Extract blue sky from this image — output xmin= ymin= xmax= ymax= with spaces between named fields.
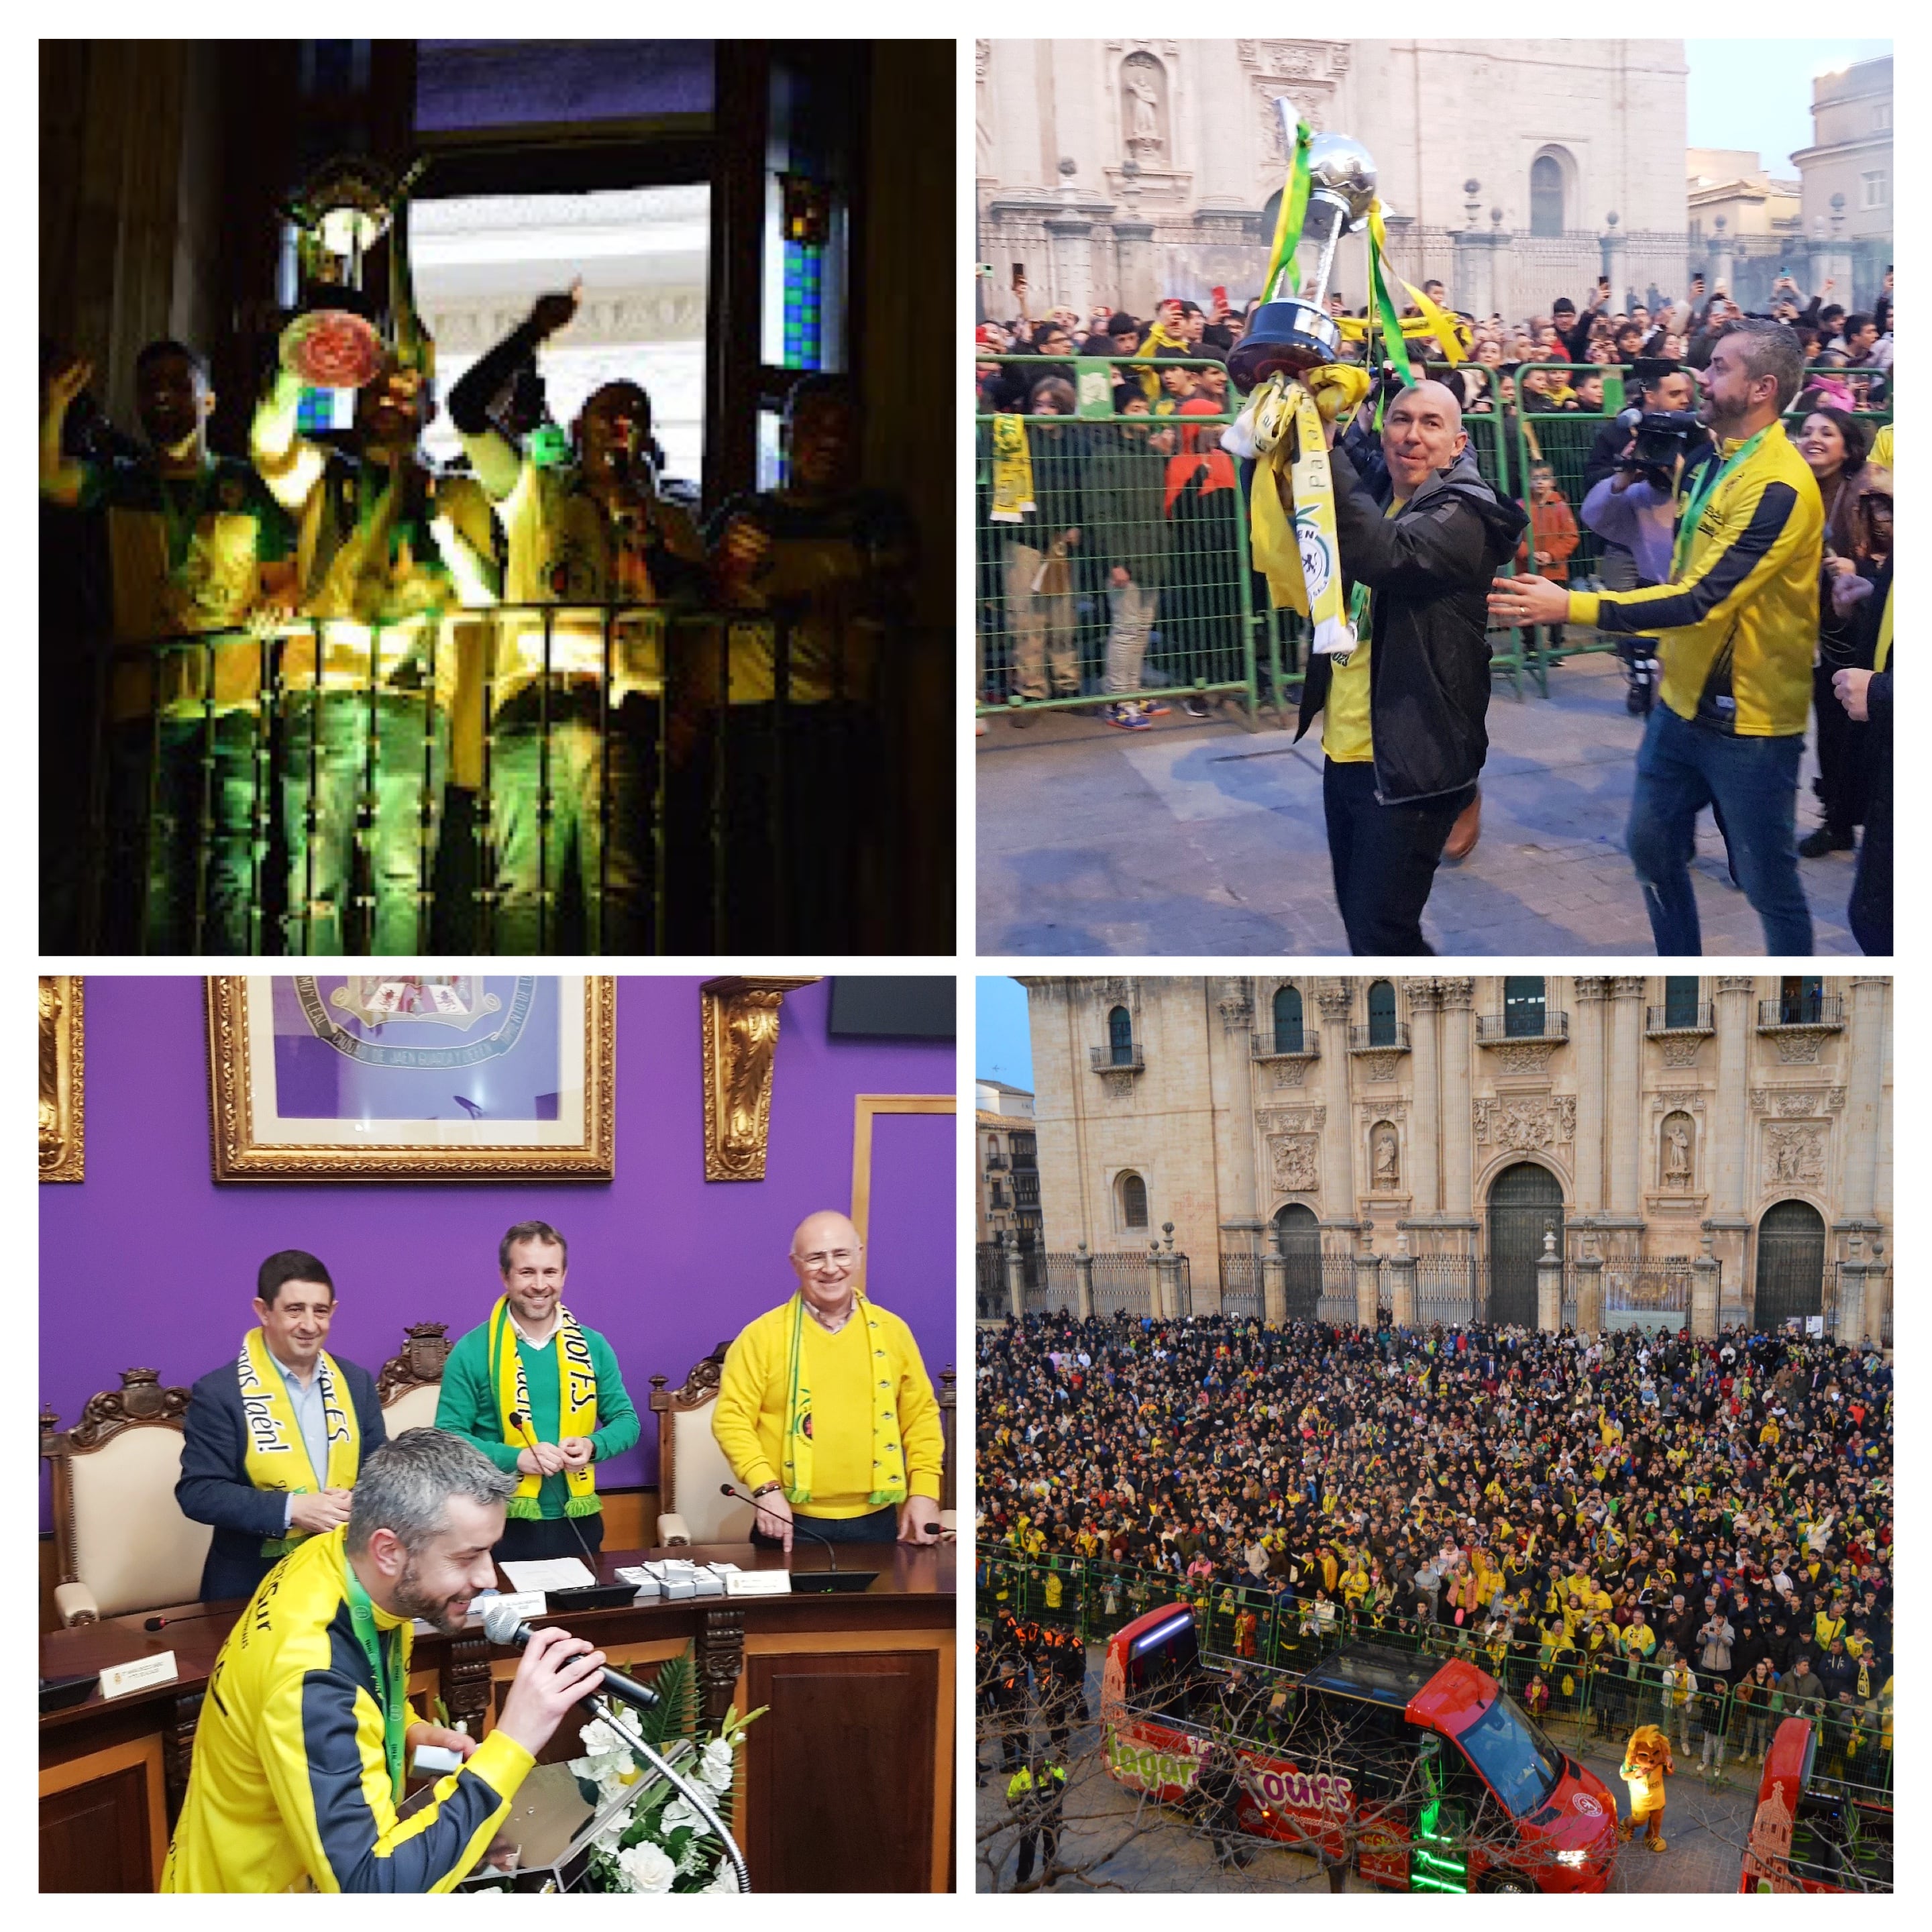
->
xmin=1686 ymin=40 xmax=1892 ymax=172
xmin=977 ymin=977 xmax=1032 ymax=1089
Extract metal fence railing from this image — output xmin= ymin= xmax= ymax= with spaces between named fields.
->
xmin=66 ymin=604 xmax=899 ymax=955
xmin=1219 ymin=1254 xmax=1263 ymax=1320
xmin=977 ymin=1554 xmax=1892 ymax=1801
xmin=1415 ymin=1254 xmax=1478 ymax=1324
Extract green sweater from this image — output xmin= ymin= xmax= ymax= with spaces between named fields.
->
xmin=435 ymin=1318 xmax=639 ymax=1519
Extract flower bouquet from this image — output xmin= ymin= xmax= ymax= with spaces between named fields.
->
xmin=566 ymin=1647 xmax=765 ymax=1893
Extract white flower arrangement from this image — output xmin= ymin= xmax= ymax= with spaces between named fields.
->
xmin=564 ymin=1648 xmax=766 ymax=1894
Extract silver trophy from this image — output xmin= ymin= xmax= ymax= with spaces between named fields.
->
xmin=1228 ymin=113 xmax=1379 ymax=390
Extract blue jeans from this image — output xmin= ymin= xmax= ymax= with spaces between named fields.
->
xmin=1625 ymin=704 xmax=1813 ymax=955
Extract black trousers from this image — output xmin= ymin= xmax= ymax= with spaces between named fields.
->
xmin=749 ymin=1504 xmax=898 ymax=1548
xmin=493 ymin=1513 xmax=605 ymax=1564
xmin=1322 ymin=758 xmax=1476 ymax=955
xmin=1811 ymin=661 xmax=1871 ymax=838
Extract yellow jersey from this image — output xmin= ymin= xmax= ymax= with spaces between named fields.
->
xmin=162 ymin=1527 xmax=532 ymax=1892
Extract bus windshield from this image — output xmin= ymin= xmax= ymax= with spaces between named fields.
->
xmin=1454 ymin=1695 xmax=1563 ymax=1819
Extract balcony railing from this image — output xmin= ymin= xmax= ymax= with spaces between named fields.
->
xmin=1647 ymin=1003 xmax=1715 ymax=1034
xmin=1250 ymin=1030 xmax=1321 ymax=1063
xmin=1476 ymin=1010 xmax=1570 ymax=1044
xmin=1347 ymin=1023 xmax=1410 ymax=1053
xmin=54 ymin=604 xmax=908 ymax=955
xmin=1758 ymin=996 xmax=1845 ymax=1030
xmin=984 ymin=1152 xmax=1009 ymax=1171
xmin=1089 ymin=1044 xmax=1145 ymax=1072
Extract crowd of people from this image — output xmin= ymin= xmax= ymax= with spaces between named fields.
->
xmin=976 ymin=271 xmax=1893 ymax=955
xmin=42 ymin=291 xmax=908 ymax=955
xmin=977 ymin=1312 xmax=1893 ymax=1786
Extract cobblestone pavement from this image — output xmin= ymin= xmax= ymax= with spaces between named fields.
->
xmin=973 ymin=1645 xmax=1762 ymax=1893
xmin=976 ymin=653 xmax=1862 ymax=957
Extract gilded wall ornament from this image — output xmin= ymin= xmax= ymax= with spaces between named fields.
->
xmin=39 ymin=976 xmax=83 ymax=1183
xmin=702 ymin=977 xmax=820 ymax=1181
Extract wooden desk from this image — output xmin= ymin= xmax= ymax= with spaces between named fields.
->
xmin=40 ymin=1539 xmax=955 ymax=1893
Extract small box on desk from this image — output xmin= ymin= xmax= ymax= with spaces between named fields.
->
xmin=787 ymin=1570 xmax=878 ymax=1595
xmin=543 ymin=1582 xmax=639 ymax=1615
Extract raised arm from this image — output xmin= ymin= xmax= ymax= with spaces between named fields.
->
xmin=40 ymin=356 xmax=93 ymax=506
xmin=448 ymin=283 xmax=582 ymax=502
xmin=251 ymin=368 xmax=329 ymax=513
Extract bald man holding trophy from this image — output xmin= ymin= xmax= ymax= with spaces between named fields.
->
xmin=1230 ymin=113 xmax=1525 ymax=953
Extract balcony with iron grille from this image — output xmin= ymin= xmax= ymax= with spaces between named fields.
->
xmin=1089 ymin=1044 xmax=1146 ymax=1073
xmin=1250 ymin=1030 xmax=1322 ymax=1065
xmin=1646 ymin=1003 xmax=1715 ymax=1037
xmin=983 ymin=1152 xmax=1009 ymax=1171
xmin=1346 ymin=1023 xmax=1410 ymax=1053
xmin=1757 ymin=996 xmax=1845 ymax=1032
xmin=1475 ymin=1010 xmax=1570 ymax=1046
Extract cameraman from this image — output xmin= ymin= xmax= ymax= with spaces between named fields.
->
xmin=1579 ymin=366 xmax=1709 ymax=715
xmin=1492 ymin=320 xmax=1823 ymax=955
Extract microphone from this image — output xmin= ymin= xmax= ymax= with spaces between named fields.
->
xmin=722 ymin=1481 xmax=867 ymax=1570
xmin=144 ymin=1607 xmax=229 ymax=1632
xmin=481 ymin=1599 xmax=658 ymax=1709
xmin=507 ymin=1411 xmax=604 ymax=1578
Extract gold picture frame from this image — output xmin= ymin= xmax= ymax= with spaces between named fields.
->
xmin=850 ymin=1093 xmax=954 ymax=1295
xmin=39 ymin=976 xmax=85 ymax=1183
xmin=206 ymin=975 xmax=615 ymax=1181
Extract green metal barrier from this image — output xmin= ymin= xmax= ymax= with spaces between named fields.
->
xmin=975 ymin=356 xmax=1265 ymax=722
xmin=976 ymin=1551 xmax=1892 ymax=1799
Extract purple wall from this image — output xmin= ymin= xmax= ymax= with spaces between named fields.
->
xmin=40 ymin=977 xmax=956 ymax=1530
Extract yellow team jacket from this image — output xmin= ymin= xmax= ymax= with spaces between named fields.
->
xmin=1568 ymin=419 xmax=1823 ymax=736
xmin=162 ymin=1529 xmax=532 ymax=1892
xmin=712 ymin=1298 xmax=945 ymax=1519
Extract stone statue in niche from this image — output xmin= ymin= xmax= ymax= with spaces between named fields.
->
xmin=1123 ymin=54 xmax=1167 ymax=158
xmin=1662 ymin=1112 xmax=1693 ymax=1189
xmin=1373 ymin=1124 xmax=1399 ymax=1191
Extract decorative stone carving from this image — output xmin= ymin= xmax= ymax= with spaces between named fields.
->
xmin=1261 ymin=1107 xmax=1325 ymax=1133
xmin=1358 ymin=1051 xmax=1403 ymax=1083
xmin=1764 ymin=1124 xmax=1825 ymax=1185
xmin=1661 ymin=1112 xmax=1695 ymax=1189
xmin=1316 ymin=983 xmax=1355 ymax=1020
xmin=1435 ymin=978 xmax=1475 ymax=1010
xmin=1770 ymin=1032 xmax=1825 ymax=1065
xmin=1372 ymin=1123 xmax=1401 ymax=1191
xmin=1572 ymin=975 xmax=1613 ymax=1001
xmin=1660 ymin=1034 xmax=1705 ymax=1067
xmin=1474 ymin=1095 xmax=1576 ymax=1150
xmin=1749 ymin=1087 xmax=1846 ymax=1116
xmin=1095 ymin=977 xmax=1140 ymax=1010
xmin=1715 ymin=975 xmax=1758 ymax=994
xmin=1491 ymin=1040 xmax=1557 ymax=1075
xmin=1099 ymin=1069 xmax=1138 ymax=1100
xmin=1269 ymin=1134 xmax=1321 ymax=1191
xmin=1217 ymin=979 xmax=1254 ymax=1032
xmin=1122 ymin=53 xmax=1169 ymax=159
xmin=1269 ymin=1058 xmax=1309 ymax=1087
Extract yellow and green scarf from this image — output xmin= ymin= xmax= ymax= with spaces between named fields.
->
xmin=781 ymin=1291 xmax=907 ymax=1509
xmin=488 ymin=1296 xmax=600 ymax=1519
xmin=237 ymin=1326 xmax=360 ymax=1559
xmin=989 ymin=414 xmax=1036 ymax=524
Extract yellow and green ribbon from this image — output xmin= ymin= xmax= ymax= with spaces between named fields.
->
xmin=1262 ymin=118 xmax=1315 ymax=300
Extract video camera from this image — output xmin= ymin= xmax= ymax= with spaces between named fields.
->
xmin=1614 ymin=407 xmax=1704 ymax=474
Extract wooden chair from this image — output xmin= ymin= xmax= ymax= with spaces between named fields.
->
xmin=41 ymin=1369 xmax=211 ymax=1626
xmin=649 ymin=1345 xmax=746 ymax=1546
xmin=375 ymin=1321 xmax=453 ymax=1434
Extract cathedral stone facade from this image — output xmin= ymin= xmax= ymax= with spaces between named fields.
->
xmin=1019 ymin=975 xmax=1891 ymax=1343
xmin=977 ymin=39 xmax=1691 ymax=324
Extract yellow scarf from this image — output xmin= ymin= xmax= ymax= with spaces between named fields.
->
xmin=238 ymin=1327 xmax=360 ymax=1559
xmin=1244 ymin=368 xmax=1370 ymax=657
xmin=781 ymin=1291 xmax=907 ymax=1508
xmin=489 ymin=1296 xmax=599 ymax=1519
xmin=989 ymin=414 xmax=1036 ymax=524
xmin=1875 ymin=579 xmax=1892 ymax=673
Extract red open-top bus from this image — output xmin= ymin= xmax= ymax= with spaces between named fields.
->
xmin=1100 ymin=1601 xmax=1618 ymax=1892
xmin=1739 ymin=1716 xmax=1892 ymax=1892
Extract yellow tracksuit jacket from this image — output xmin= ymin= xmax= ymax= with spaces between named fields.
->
xmin=1568 ymin=419 xmax=1823 ymax=735
xmin=162 ymin=1528 xmax=531 ymax=1892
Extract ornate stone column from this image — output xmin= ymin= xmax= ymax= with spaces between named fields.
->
xmin=1843 ymin=977 xmax=1888 ymax=1224
xmin=1436 ymin=979 xmax=1474 ymax=1222
xmin=1073 ymin=1241 xmax=1095 ymax=1322
xmin=1409 ymin=981 xmax=1441 ymax=1219
xmin=1262 ymin=1245 xmax=1288 ymax=1325
xmin=1046 ymin=201 xmax=1097 ymax=315
xmin=1536 ymin=1228 xmax=1564 ymax=1333
xmin=1004 ymin=1234 xmax=1026 ymax=1320
xmin=1607 ymin=977 xmax=1645 ymax=1218
xmin=1317 ymin=982 xmax=1358 ymax=1234
xmin=1601 ymin=211 xmax=1630 ymax=312
xmin=1572 ymin=977 xmax=1612 ymax=1216
xmin=1712 ymin=973 xmax=1754 ymax=1210
xmin=1574 ymin=1236 xmax=1605 ymax=1335
xmin=1146 ymin=1240 xmax=1165 ymax=1318
xmin=1690 ymin=1231 xmax=1719 ymax=1338
xmin=1156 ymin=1224 xmax=1187 ymax=1318
xmin=1387 ymin=1235 xmax=1417 ymax=1328
xmin=1454 ymin=182 xmax=1493 ymax=324
xmin=1863 ymin=1238 xmax=1889 ymax=1349
xmin=1709 ymin=214 xmax=1735 ymax=300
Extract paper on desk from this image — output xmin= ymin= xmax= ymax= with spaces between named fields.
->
xmin=499 ymin=1558 xmax=596 ymax=1593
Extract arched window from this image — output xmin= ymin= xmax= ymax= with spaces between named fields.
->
xmin=1663 ymin=976 xmax=1701 ymax=1030
xmin=1503 ymin=976 xmax=1547 ymax=1038
xmin=1108 ymin=1005 xmax=1134 ymax=1065
xmin=1366 ymin=980 xmax=1397 ymax=1048
xmin=1273 ymin=984 xmax=1304 ymax=1055
xmin=1530 ymin=153 xmax=1566 ymax=237
xmin=1120 ymin=1171 xmax=1149 ymax=1230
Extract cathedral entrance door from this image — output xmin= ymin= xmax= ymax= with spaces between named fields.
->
xmin=1753 ymin=1199 xmax=1827 ymax=1330
xmin=1485 ymin=1163 xmax=1563 ymax=1327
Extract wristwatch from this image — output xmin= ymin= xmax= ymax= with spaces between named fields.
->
xmin=751 ymin=1481 xmax=783 ymax=1499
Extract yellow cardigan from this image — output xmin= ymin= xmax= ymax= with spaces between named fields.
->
xmin=712 ymin=1298 xmax=945 ymax=1519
